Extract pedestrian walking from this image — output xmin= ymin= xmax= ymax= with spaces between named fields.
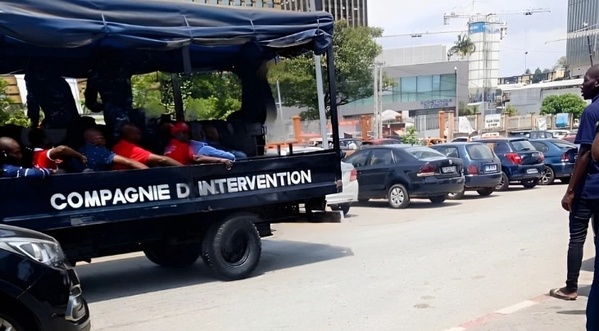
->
xmin=550 ymin=64 xmax=599 ymax=303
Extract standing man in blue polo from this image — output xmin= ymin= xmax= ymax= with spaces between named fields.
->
xmin=550 ymin=65 xmax=599 ymax=311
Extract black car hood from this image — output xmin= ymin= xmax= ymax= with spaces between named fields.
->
xmin=0 ymin=224 xmax=56 ymax=241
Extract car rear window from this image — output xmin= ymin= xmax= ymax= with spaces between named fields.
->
xmin=465 ymin=144 xmax=494 ymax=160
xmin=553 ymin=140 xmax=577 ymax=149
xmin=509 ymin=140 xmax=535 ymax=152
xmin=406 ymin=147 xmax=445 ymax=160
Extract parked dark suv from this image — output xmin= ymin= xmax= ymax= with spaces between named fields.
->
xmin=430 ymin=142 xmax=502 ymax=199
xmin=476 ymin=138 xmax=545 ymax=191
xmin=0 ymin=224 xmax=91 ymax=331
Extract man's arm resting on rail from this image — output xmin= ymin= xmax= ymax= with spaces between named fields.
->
xmin=146 ymin=154 xmax=183 ymax=167
xmin=112 ymin=155 xmax=149 ymax=170
xmin=2 ymin=165 xmax=52 ymax=179
xmin=193 ymin=155 xmax=233 ymax=168
xmin=48 ymin=146 xmax=87 ymax=164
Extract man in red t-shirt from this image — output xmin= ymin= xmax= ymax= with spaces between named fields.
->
xmin=112 ymin=124 xmax=182 ymax=169
xmin=164 ymin=122 xmax=233 ymax=168
xmin=29 ymin=128 xmax=87 ymax=171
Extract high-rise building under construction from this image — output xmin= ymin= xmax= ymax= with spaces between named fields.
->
xmin=567 ymin=0 xmax=599 ymax=77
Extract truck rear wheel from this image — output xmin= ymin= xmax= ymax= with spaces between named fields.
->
xmin=201 ymin=214 xmax=261 ymax=281
xmin=143 ymin=242 xmax=201 ymax=268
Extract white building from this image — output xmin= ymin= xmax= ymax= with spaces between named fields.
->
xmin=499 ymin=79 xmax=585 ymax=115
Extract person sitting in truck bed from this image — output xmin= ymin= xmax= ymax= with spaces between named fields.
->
xmin=200 ymin=125 xmax=247 ymax=159
xmin=165 ymin=122 xmax=233 ymax=168
xmin=28 ymin=128 xmax=87 ymax=173
xmin=0 ymin=137 xmax=52 ymax=178
xmin=112 ymin=123 xmax=183 ymax=169
xmin=71 ymin=128 xmax=149 ymax=172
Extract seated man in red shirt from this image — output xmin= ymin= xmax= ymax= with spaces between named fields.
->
xmin=112 ymin=124 xmax=182 ymax=169
xmin=28 ymin=128 xmax=87 ymax=172
xmin=164 ymin=122 xmax=233 ymax=168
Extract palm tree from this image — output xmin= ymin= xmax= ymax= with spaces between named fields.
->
xmin=448 ymin=34 xmax=476 ymax=60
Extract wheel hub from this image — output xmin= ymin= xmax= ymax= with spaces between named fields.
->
xmin=0 ymin=317 xmax=16 ymax=331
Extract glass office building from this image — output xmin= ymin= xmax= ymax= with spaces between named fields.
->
xmin=567 ymin=0 xmax=599 ymax=77
xmin=281 ymin=0 xmax=368 ymax=27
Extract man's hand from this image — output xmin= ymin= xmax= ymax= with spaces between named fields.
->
xmin=80 ymin=154 xmax=88 ymax=164
xmin=221 ymin=159 xmax=233 ymax=170
xmin=561 ymin=190 xmax=575 ymax=212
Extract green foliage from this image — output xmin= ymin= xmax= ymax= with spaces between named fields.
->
xmin=540 ymin=94 xmax=586 ymax=118
xmin=448 ymin=34 xmax=476 ymax=59
xmin=402 ymin=126 xmax=419 ymax=145
xmin=0 ymin=79 xmax=29 ymax=127
xmin=269 ymin=20 xmax=393 ymax=120
xmin=532 ymin=67 xmax=545 ymax=83
xmin=131 ymin=72 xmax=241 ymax=121
xmin=459 ymin=102 xmax=478 ymax=116
xmin=503 ymin=105 xmax=518 ymax=116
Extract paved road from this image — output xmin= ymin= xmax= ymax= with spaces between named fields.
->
xmin=76 ymin=184 xmax=595 ymax=331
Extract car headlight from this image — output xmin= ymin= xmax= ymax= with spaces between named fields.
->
xmin=0 ymin=239 xmax=66 ymax=266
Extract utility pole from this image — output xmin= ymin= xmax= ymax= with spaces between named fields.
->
xmin=309 ymin=0 xmax=329 ymax=148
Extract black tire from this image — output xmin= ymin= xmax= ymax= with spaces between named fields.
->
xmin=522 ymin=179 xmax=538 ymax=189
xmin=201 ymin=214 xmax=261 ymax=281
xmin=387 ymin=184 xmax=410 ymax=209
xmin=539 ymin=166 xmax=555 ymax=185
xmin=448 ymin=189 xmax=465 ymax=200
xmin=143 ymin=242 xmax=201 ymax=268
xmin=429 ymin=195 xmax=447 ymax=204
xmin=476 ymin=188 xmax=494 ymax=196
xmin=339 ymin=203 xmax=350 ymax=216
xmin=357 ymin=198 xmax=369 ymax=203
xmin=0 ymin=305 xmax=37 ymax=331
xmin=561 ymin=177 xmax=571 ymax=184
xmin=496 ymin=172 xmax=509 ymax=191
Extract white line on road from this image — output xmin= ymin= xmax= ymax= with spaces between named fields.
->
xmin=495 ymin=300 xmax=538 ymax=315
xmin=442 ymin=327 xmax=466 ymax=331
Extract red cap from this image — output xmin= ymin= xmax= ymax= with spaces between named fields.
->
xmin=170 ymin=122 xmax=189 ymax=135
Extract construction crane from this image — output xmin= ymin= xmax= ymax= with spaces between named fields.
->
xmin=443 ymin=7 xmax=551 ymax=25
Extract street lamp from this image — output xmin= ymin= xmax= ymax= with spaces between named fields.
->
xmin=454 ymin=66 xmax=458 ymax=117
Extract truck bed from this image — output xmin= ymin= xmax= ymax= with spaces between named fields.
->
xmin=1 ymin=151 xmax=339 ymax=231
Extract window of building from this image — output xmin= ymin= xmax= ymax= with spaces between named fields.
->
xmin=417 ymin=75 xmax=433 ymax=92
xmin=401 ymin=76 xmax=417 ymax=93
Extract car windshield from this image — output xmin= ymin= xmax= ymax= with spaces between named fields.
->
xmin=465 ymin=144 xmax=494 ymax=160
xmin=509 ymin=140 xmax=535 ymax=152
xmin=406 ymin=147 xmax=445 ymax=160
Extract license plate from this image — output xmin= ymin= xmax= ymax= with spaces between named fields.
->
xmin=527 ymin=168 xmax=539 ymax=174
xmin=442 ymin=166 xmax=456 ymax=173
xmin=484 ymin=164 xmax=497 ymax=172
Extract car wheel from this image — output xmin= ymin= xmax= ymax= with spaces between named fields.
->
xmin=143 ymin=242 xmax=201 ymax=268
xmin=561 ymin=177 xmax=571 ymax=184
xmin=448 ymin=189 xmax=465 ymax=200
xmin=476 ymin=188 xmax=494 ymax=196
xmin=387 ymin=184 xmax=410 ymax=209
xmin=496 ymin=172 xmax=509 ymax=191
xmin=0 ymin=307 xmax=37 ymax=331
xmin=522 ymin=179 xmax=538 ymax=189
xmin=201 ymin=214 xmax=261 ymax=281
xmin=358 ymin=198 xmax=369 ymax=203
xmin=540 ymin=166 xmax=555 ymax=185
xmin=429 ymin=195 xmax=447 ymax=204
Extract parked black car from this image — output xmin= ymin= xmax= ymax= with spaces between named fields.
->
xmin=476 ymin=138 xmax=545 ymax=191
xmin=430 ymin=142 xmax=502 ymax=199
xmin=529 ymin=139 xmax=578 ymax=185
xmin=0 ymin=224 xmax=90 ymax=331
xmin=344 ymin=145 xmax=465 ymax=208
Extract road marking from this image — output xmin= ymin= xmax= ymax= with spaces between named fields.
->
xmin=442 ymin=328 xmax=466 ymax=331
xmin=495 ymin=300 xmax=537 ymax=315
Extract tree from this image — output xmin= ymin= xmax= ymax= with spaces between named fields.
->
xmin=131 ymin=72 xmax=242 ymax=120
xmin=0 ymin=79 xmax=29 ymax=127
xmin=532 ymin=67 xmax=545 ymax=83
xmin=448 ymin=34 xmax=476 ymax=60
xmin=503 ymin=104 xmax=517 ymax=116
xmin=458 ymin=102 xmax=478 ymax=116
xmin=269 ymin=19 xmax=393 ymax=119
xmin=553 ymin=56 xmax=568 ymax=70
xmin=540 ymin=94 xmax=587 ymax=118
xmin=402 ymin=126 xmax=419 ymax=145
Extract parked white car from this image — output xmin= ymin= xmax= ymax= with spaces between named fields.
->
xmin=265 ymin=146 xmax=359 ymax=215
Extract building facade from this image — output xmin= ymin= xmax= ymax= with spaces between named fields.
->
xmin=567 ymin=0 xmax=599 ymax=78
xmin=498 ymin=79 xmax=585 ymax=115
xmin=281 ymin=0 xmax=368 ymax=27
xmin=192 ymin=0 xmax=281 ymax=8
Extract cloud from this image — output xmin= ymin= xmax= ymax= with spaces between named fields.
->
xmin=368 ymin=0 xmax=567 ymax=76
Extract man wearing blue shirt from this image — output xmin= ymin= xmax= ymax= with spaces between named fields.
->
xmin=588 ymin=116 xmax=599 ymax=329
xmin=550 ymin=65 xmax=599 ymax=306
xmin=0 ymin=137 xmax=52 ymax=178
xmin=72 ymin=128 xmax=148 ymax=172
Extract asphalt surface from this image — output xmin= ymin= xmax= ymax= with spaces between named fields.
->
xmin=76 ymin=184 xmax=595 ymax=331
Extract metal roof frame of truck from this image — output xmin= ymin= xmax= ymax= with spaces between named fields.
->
xmin=0 ymin=0 xmax=342 ymax=280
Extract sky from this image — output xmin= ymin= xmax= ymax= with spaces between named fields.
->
xmin=367 ymin=0 xmax=567 ymax=77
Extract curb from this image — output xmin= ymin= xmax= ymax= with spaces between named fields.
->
xmin=442 ymin=294 xmax=553 ymax=331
